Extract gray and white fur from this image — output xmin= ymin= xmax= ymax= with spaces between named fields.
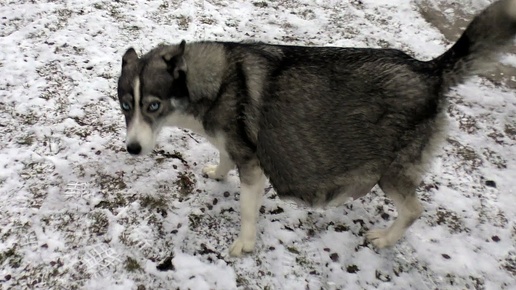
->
xmin=117 ymin=0 xmax=516 ymax=256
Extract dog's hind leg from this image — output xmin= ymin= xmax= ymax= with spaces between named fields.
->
xmin=366 ymin=118 xmax=444 ymax=248
xmin=229 ymin=160 xmax=266 ymax=256
xmin=366 ymin=169 xmax=423 ymax=249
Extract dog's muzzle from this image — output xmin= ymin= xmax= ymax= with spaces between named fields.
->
xmin=126 ymin=143 xmax=142 ymax=155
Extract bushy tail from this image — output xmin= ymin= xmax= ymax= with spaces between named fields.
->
xmin=432 ymin=0 xmax=516 ymax=90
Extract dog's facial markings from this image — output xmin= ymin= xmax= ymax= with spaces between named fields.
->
xmin=141 ymin=95 xmax=165 ymax=117
xmin=121 ymin=101 xmax=131 ymax=112
xmin=133 ymin=77 xmax=141 ymax=112
xmin=124 ymin=77 xmax=157 ymax=155
xmin=147 ymin=101 xmax=160 ymax=113
xmin=118 ymin=48 xmax=141 ymax=127
xmin=119 ymin=93 xmax=133 ymax=113
xmin=118 ymin=92 xmax=135 ymax=127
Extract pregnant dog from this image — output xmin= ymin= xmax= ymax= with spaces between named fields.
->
xmin=117 ymin=0 xmax=516 ymax=256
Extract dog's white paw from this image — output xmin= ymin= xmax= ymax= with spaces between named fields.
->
xmin=229 ymin=236 xmax=255 ymax=257
xmin=366 ymin=228 xmax=397 ymax=249
xmin=202 ymin=164 xmax=226 ymax=180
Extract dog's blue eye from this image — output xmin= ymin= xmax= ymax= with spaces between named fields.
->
xmin=121 ymin=102 xmax=131 ymax=111
xmin=148 ymin=102 xmax=160 ymax=112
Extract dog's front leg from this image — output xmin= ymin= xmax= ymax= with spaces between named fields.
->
xmin=202 ymin=152 xmax=234 ymax=180
xmin=229 ymin=161 xmax=266 ymax=257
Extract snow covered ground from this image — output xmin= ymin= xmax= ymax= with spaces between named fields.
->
xmin=0 ymin=0 xmax=515 ymax=289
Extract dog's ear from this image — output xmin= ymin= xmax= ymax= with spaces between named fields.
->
xmin=122 ymin=48 xmax=138 ymax=68
xmin=163 ymin=40 xmax=187 ymax=79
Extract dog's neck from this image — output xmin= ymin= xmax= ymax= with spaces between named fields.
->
xmin=183 ymin=42 xmax=228 ymax=102
xmin=164 ymin=111 xmax=206 ymax=136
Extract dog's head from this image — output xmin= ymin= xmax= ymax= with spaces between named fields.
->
xmin=117 ymin=41 xmax=190 ymax=155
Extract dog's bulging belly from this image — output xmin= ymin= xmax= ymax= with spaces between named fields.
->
xmin=275 ymin=183 xmax=373 ymax=209
xmin=261 ymin=161 xmax=380 ymax=208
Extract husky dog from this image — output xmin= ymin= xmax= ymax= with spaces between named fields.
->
xmin=118 ymin=0 xmax=516 ymax=256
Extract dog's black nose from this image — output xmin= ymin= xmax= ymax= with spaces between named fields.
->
xmin=127 ymin=143 xmax=142 ymax=155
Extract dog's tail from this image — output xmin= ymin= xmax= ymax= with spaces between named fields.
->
xmin=432 ymin=0 xmax=516 ymax=90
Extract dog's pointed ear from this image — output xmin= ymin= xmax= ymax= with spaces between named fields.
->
xmin=163 ymin=40 xmax=187 ymax=79
xmin=122 ymin=48 xmax=138 ymax=68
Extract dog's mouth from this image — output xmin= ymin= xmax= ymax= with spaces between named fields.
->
xmin=124 ymin=119 xmax=159 ymax=156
